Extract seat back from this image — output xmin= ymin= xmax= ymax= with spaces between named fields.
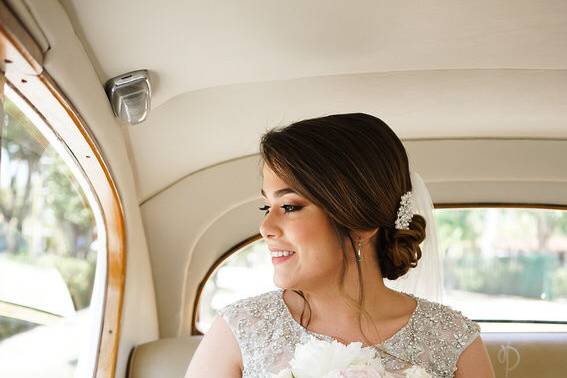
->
xmin=483 ymin=332 xmax=567 ymax=378
xmin=127 ymin=333 xmax=567 ymax=377
xmin=127 ymin=335 xmax=202 ymax=378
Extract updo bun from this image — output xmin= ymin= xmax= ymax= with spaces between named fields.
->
xmin=260 ymin=113 xmax=426 ymax=280
xmin=376 ymin=214 xmax=426 ymax=280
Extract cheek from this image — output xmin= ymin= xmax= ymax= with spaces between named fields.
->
xmin=288 ymin=224 xmax=311 ymax=246
xmin=292 ymin=220 xmax=343 ymax=268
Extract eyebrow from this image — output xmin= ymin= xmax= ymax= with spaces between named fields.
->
xmin=260 ymin=187 xmax=298 ymax=198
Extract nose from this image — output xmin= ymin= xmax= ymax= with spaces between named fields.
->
xmin=259 ymin=209 xmax=282 ymax=239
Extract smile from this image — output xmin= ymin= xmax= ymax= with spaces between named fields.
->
xmin=271 ymin=250 xmax=296 ymax=264
xmin=270 ymin=250 xmax=295 ymax=257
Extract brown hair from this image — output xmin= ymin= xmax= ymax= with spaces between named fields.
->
xmin=259 ymin=113 xmax=426 ymax=337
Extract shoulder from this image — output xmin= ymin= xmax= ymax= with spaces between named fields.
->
xmin=218 ymin=289 xmax=281 ymax=320
xmin=215 ymin=290 xmax=288 ymax=372
xmin=415 ymin=297 xmax=480 ymax=339
xmin=185 ymin=315 xmax=242 ymax=377
xmin=412 ymin=297 xmax=480 ymax=377
xmin=217 ymin=290 xmax=283 ymax=341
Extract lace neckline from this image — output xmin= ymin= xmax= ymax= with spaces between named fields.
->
xmin=276 ymin=288 xmax=420 ymax=347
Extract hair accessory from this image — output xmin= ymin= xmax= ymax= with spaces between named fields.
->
xmin=395 ymin=191 xmax=416 ymax=230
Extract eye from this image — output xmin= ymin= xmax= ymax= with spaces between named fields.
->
xmin=258 ymin=204 xmax=303 ymax=215
xmin=258 ymin=205 xmax=270 ymax=215
xmin=281 ymin=204 xmax=303 ymax=213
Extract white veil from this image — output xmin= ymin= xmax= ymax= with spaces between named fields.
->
xmin=384 ymin=170 xmax=444 ymax=303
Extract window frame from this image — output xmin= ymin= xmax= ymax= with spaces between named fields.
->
xmin=1 ymin=3 xmax=126 ymax=377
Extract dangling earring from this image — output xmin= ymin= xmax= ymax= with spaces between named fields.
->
xmin=356 ymin=240 xmax=363 ymax=262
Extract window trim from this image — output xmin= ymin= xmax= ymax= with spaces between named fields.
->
xmin=192 ymin=203 xmax=567 ymax=335
xmin=436 ymin=203 xmax=567 ymax=211
xmin=0 ymin=301 xmax=63 ymax=325
xmin=1 ymin=4 xmax=126 ymax=377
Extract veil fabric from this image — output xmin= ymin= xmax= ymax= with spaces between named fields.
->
xmin=384 ymin=171 xmax=444 ymax=303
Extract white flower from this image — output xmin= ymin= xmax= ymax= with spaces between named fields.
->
xmin=288 ymin=337 xmax=382 ymax=378
xmin=404 ymin=365 xmax=432 ymax=378
xmin=272 ymin=337 xmax=433 ymax=378
xmin=326 ymin=366 xmax=387 ymax=378
xmin=270 ymin=368 xmax=294 ymax=378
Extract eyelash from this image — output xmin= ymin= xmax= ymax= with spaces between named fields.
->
xmin=258 ymin=204 xmax=303 ymax=215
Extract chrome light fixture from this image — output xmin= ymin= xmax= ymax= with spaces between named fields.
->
xmin=105 ymin=70 xmax=151 ymax=125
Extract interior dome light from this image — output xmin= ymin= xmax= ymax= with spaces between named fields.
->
xmin=104 ymin=70 xmax=151 ymax=125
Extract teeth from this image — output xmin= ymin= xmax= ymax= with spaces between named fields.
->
xmin=271 ymin=250 xmax=295 ymax=257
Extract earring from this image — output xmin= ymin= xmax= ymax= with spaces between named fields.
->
xmin=356 ymin=240 xmax=363 ymax=262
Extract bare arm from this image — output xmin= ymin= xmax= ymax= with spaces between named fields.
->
xmin=185 ymin=316 xmax=243 ymax=378
xmin=454 ymin=336 xmax=495 ymax=378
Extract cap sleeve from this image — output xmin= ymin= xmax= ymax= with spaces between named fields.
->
xmin=417 ymin=300 xmax=480 ymax=377
xmin=213 ymin=290 xmax=285 ymax=374
xmin=448 ymin=311 xmax=481 ymax=374
xmin=216 ymin=298 xmax=251 ymax=348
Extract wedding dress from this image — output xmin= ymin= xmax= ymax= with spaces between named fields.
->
xmin=217 ymin=171 xmax=474 ymax=377
xmin=219 ymin=289 xmax=479 ymax=378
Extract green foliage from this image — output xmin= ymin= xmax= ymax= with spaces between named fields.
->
xmin=1 ymin=96 xmax=95 ymax=258
xmin=439 ymin=208 xmax=567 ymax=301
xmin=0 ymin=316 xmax=37 ymax=341
xmin=52 ymin=255 xmax=96 ymax=310
xmin=435 ymin=209 xmax=484 ymax=256
xmin=445 ymin=254 xmax=561 ymax=299
xmin=436 ymin=209 xmax=482 ymax=242
xmin=42 ymin=154 xmax=94 ymax=232
xmin=552 ymin=269 xmax=567 ymax=299
xmin=555 ymin=212 xmax=567 ymax=234
xmin=2 ymin=98 xmax=47 ymax=162
xmin=0 ymin=95 xmax=98 ymax=336
xmin=5 ymin=253 xmax=96 ymax=310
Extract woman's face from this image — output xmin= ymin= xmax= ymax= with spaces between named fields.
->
xmin=260 ymin=164 xmax=346 ymax=291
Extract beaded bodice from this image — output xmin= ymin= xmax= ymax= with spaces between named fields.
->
xmin=218 ymin=289 xmax=480 ymax=378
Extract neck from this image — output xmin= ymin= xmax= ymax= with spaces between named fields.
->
xmin=295 ymin=252 xmax=395 ymax=325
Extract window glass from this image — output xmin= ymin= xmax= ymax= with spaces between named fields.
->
xmin=197 ymin=240 xmax=276 ymax=332
xmin=438 ymin=208 xmax=567 ymax=323
xmin=0 ymin=89 xmax=105 ymax=377
xmin=196 ymin=208 xmax=567 ymax=333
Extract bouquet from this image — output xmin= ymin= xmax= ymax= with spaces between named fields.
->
xmin=271 ymin=337 xmax=431 ymax=378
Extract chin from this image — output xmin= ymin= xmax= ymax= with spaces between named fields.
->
xmin=273 ymin=275 xmax=289 ymax=289
xmin=272 ymin=273 xmax=298 ymax=290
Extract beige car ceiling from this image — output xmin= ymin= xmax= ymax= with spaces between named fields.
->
xmin=57 ymin=0 xmax=567 ymax=201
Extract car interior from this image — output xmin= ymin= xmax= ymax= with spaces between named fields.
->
xmin=0 ymin=1 xmax=566 ymax=377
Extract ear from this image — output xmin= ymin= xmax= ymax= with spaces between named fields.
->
xmin=351 ymin=228 xmax=379 ymax=244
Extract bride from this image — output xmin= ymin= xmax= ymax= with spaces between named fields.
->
xmin=185 ymin=113 xmax=494 ymax=377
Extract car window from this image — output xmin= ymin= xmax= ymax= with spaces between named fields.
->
xmin=0 ymin=89 xmax=105 ymax=377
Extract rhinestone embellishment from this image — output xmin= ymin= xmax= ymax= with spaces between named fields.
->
xmin=395 ymin=191 xmax=416 ymax=230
